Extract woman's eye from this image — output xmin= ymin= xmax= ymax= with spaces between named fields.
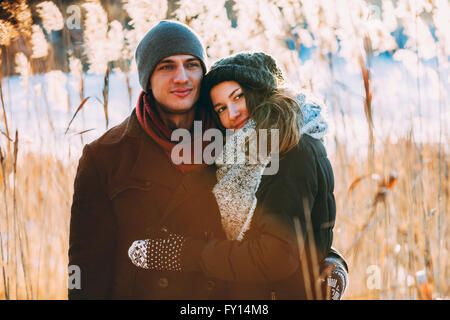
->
xmin=234 ymin=93 xmax=243 ymax=100
xmin=216 ymin=106 xmax=226 ymax=114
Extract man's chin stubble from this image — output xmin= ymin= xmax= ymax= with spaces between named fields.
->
xmin=158 ymin=102 xmax=196 ymax=115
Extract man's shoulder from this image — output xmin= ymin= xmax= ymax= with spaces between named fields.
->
xmin=89 ymin=109 xmax=142 ymax=149
xmin=81 ymin=109 xmax=145 ymax=172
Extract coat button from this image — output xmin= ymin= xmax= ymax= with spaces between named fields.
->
xmin=206 ymin=280 xmax=215 ymax=291
xmin=158 ymin=277 xmax=169 ymax=288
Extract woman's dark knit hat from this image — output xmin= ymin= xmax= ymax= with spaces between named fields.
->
xmin=135 ymin=20 xmax=207 ymax=92
xmin=202 ymin=52 xmax=284 ymax=94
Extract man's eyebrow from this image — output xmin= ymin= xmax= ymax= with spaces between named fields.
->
xmin=158 ymin=58 xmax=175 ymax=64
xmin=185 ymin=57 xmax=201 ymax=63
xmin=158 ymin=57 xmax=201 ymax=65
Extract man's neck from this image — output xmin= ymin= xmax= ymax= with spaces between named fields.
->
xmin=154 ymin=102 xmax=196 ymax=131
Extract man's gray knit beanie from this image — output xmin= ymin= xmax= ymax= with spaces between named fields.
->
xmin=135 ymin=20 xmax=207 ymax=92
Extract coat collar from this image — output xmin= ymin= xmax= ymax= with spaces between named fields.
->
xmin=120 ymin=108 xmax=183 ymax=189
xmin=123 ymin=108 xmax=143 ymax=139
xmin=96 ymin=108 xmax=143 ymax=147
xmin=129 ymin=128 xmax=183 ymax=189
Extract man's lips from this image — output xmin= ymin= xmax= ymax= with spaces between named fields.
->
xmin=171 ymin=88 xmax=193 ymax=97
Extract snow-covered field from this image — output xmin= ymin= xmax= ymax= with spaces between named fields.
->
xmin=2 ymin=55 xmax=448 ymax=164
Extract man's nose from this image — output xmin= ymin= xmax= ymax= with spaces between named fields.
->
xmin=173 ymin=65 xmax=189 ymax=83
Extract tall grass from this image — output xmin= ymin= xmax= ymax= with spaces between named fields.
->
xmin=333 ymin=138 xmax=448 ymax=299
xmin=0 ymin=150 xmax=75 ymax=299
xmin=0 ymin=117 xmax=447 ymax=300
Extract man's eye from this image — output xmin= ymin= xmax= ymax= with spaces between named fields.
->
xmin=159 ymin=65 xmax=173 ymax=70
xmin=187 ymin=62 xmax=201 ymax=68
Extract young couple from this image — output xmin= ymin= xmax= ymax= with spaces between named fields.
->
xmin=69 ymin=20 xmax=347 ymax=300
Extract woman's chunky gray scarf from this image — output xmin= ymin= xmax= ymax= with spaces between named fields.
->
xmin=213 ymin=92 xmax=329 ymax=240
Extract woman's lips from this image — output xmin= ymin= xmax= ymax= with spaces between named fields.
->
xmin=171 ymin=88 xmax=193 ymax=97
xmin=234 ymin=117 xmax=249 ymax=130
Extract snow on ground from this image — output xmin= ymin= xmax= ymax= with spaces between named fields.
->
xmin=1 ymin=56 xmax=448 ymax=165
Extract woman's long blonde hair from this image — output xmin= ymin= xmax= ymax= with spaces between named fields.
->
xmin=241 ymin=84 xmax=303 ymax=155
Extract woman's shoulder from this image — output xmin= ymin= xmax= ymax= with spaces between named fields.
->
xmin=284 ymin=134 xmax=328 ymax=164
xmin=267 ymin=135 xmax=327 ymax=179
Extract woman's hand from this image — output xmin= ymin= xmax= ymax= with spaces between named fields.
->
xmin=319 ymin=257 xmax=348 ymax=300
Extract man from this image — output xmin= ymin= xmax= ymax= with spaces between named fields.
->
xmin=69 ymin=20 xmax=347 ymax=300
xmin=69 ymin=21 xmax=227 ymax=299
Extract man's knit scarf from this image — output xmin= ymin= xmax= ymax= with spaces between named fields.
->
xmin=213 ymin=92 xmax=329 ymax=240
xmin=136 ymin=91 xmax=214 ymax=173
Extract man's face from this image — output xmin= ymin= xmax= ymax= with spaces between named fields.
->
xmin=149 ymin=54 xmax=203 ymax=114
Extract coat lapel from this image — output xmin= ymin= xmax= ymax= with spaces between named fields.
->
xmin=159 ymin=165 xmax=217 ymax=224
xmin=125 ymin=108 xmax=218 ymax=224
xmin=129 ymin=135 xmax=183 ymax=189
xmin=125 ymin=108 xmax=182 ymax=189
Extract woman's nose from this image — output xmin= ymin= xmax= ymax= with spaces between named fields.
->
xmin=228 ymin=104 xmax=241 ymax=120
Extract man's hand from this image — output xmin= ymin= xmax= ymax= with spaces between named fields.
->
xmin=128 ymin=232 xmax=186 ymax=271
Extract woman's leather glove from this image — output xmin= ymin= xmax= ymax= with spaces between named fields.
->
xmin=319 ymin=256 xmax=349 ymax=300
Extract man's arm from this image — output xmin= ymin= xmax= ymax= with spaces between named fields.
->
xmin=68 ymin=144 xmax=116 ymax=299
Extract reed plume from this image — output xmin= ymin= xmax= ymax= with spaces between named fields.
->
xmin=0 ymin=0 xmax=32 ymax=39
xmin=36 ymin=1 xmax=64 ymax=35
xmin=30 ymin=25 xmax=48 ymax=59
xmin=0 ymin=20 xmax=20 ymax=46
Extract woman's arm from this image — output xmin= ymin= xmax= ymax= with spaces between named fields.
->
xmin=129 ymin=139 xmax=329 ymax=283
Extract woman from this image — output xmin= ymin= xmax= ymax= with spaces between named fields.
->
xmin=128 ymin=52 xmax=348 ymax=299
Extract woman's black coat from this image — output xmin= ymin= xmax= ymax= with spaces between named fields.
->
xmin=190 ymin=134 xmax=338 ymax=299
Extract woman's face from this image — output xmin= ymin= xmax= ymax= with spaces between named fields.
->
xmin=210 ymin=81 xmax=249 ymax=131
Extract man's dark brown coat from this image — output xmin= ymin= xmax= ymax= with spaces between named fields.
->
xmin=68 ymin=109 xmax=227 ymax=299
